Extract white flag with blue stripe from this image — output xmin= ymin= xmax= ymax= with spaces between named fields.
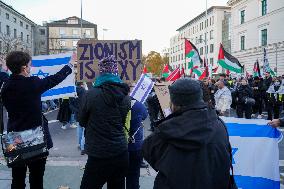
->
xmin=130 ymin=74 xmax=154 ymax=103
xmin=31 ymin=53 xmax=76 ymax=101
xmin=222 ymin=117 xmax=282 ymax=189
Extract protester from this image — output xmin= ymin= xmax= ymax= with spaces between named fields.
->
xmin=235 ymin=79 xmax=254 ymax=119
xmin=268 ymin=117 xmax=284 ymax=127
xmin=266 ymin=79 xmax=284 ymax=120
xmin=57 ymin=98 xmax=72 ymax=129
xmin=69 ymin=82 xmax=87 ymax=155
xmin=208 ymin=79 xmax=217 ymax=106
xmin=252 ymin=76 xmax=265 ymax=118
xmin=2 ymin=51 xmax=72 ymax=189
xmin=79 ymin=55 xmax=130 ymax=189
xmin=142 ymin=78 xmax=231 ymax=189
xmin=214 ymin=80 xmax=232 ymax=116
xmin=126 ymin=97 xmax=148 ymax=189
xmin=201 ymin=79 xmax=214 ymax=109
xmin=146 ymin=89 xmax=160 ymax=131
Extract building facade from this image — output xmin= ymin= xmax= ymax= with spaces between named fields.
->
xmin=169 ymin=6 xmax=231 ymax=74
xmin=228 ymin=0 xmax=284 ymax=75
xmin=47 ymin=16 xmax=97 ymax=54
xmin=0 ymin=1 xmax=35 ymax=55
xmin=33 ymin=23 xmax=47 ymax=55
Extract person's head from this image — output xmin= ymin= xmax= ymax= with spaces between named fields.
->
xmin=98 ymin=55 xmax=118 ymax=76
xmin=203 ymin=78 xmax=209 ymax=85
xmin=254 ymin=76 xmax=260 ymax=83
xmin=265 ymin=72 xmax=270 ymax=78
xmin=274 ymin=79 xmax=281 ymax=86
xmin=219 ymin=73 xmax=226 ymax=80
xmin=6 ymin=51 xmax=31 ymax=77
xmin=217 ymin=80 xmax=225 ymax=89
xmin=241 ymin=79 xmax=248 ymax=86
xmin=168 ymin=78 xmax=204 ymax=113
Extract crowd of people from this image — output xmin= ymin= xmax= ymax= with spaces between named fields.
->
xmin=1 ymin=51 xmax=282 ymax=189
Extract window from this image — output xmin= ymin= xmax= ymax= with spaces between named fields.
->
xmin=200 ymin=23 xmax=202 ymax=31
xmin=0 ymin=22 xmax=1 ymax=33
xmin=205 ymin=32 xmax=207 ymax=41
xmin=199 ymin=35 xmax=203 ymax=42
xmin=241 ymin=36 xmax=245 ymax=50
xmin=240 ymin=10 xmax=245 ymax=24
xmin=200 ymin=47 xmax=204 ymax=55
xmin=27 ymin=35 xmax=29 ymax=43
xmin=171 ymin=57 xmax=172 ymax=63
xmin=6 ymin=13 xmax=9 ymax=20
xmin=210 ymin=30 xmax=213 ymax=39
xmin=210 ymin=44 xmax=214 ymax=53
xmin=262 ymin=0 xmax=267 ymax=16
xmin=206 ymin=45 xmax=208 ymax=54
xmin=14 ymin=29 xmax=17 ymax=38
xmin=0 ymin=41 xmax=2 ymax=52
xmin=261 ymin=29 xmax=267 ymax=46
xmin=26 ymin=25 xmax=29 ymax=30
xmin=20 ymin=32 xmax=23 ymax=41
xmin=6 ymin=25 xmax=10 ymax=36
xmin=210 ymin=17 xmax=212 ymax=26
xmin=59 ymin=28 xmax=65 ymax=35
xmin=59 ymin=40 xmax=66 ymax=47
xmin=13 ymin=17 xmax=16 ymax=23
xmin=73 ymin=29 xmax=79 ymax=35
xmin=210 ymin=58 xmax=214 ymax=65
xmin=212 ymin=16 xmax=214 ymax=25
xmin=85 ymin=29 xmax=91 ymax=37
xmin=181 ymin=54 xmax=183 ymax=60
xmin=41 ymin=41 xmax=45 ymax=46
xmin=40 ymin=29 xmax=45 ymax=35
xmin=178 ymin=55 xmax=180 ymax=61
xmin=20 ymin=21 xmax=23 ymax=27
xmin=68 ymin=18 xmax=79 ymax=24
xmin=73 ymin=40 xmax=78 ymax=47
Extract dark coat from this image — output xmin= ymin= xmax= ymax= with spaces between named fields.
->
xmin=69 ymin=86 xmax=86 ymax=120
xmin=78 ymin=82 xmax=130 ymax=158
xmin=2 ymin=65 xmax=72 ymax=149
xmin=57 ymin=98 xmax=71 ymax=123
xmin=252 ymin=80 xmax=266 ymax=99
xmin=142 ymin=103 xmax=231 ymax=189
xmin=264 ymin=77 xmax=272 ymax=90
xmin=236 ymin=85 xmax=253 ymax=104
xmin=128 ymin=99 xmax=148 ymax=151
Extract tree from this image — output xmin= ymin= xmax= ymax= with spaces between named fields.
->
xmin=145 ymin=51 xmax=166 ymax=76
xmin=0 ymin=33 xmax=31 ymax=71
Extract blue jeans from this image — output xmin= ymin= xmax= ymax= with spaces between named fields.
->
xmin=77 ymin=126 xmax=85 ymax=150
xmin=126 ymin=150 xmax=142 ymax=189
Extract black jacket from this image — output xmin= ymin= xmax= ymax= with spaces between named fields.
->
xmin=236 ymin=85 xmax=253 ymax=104
xmin=69 ymin=86 xmax=86 ymax=119
xmin=2 ymin=65 xmax=72 ymax=147
xmin=78 ymin=82 xmax=130 ymax=158
xmin=142 ymin=103 xmax=231 ymax=189
xmin=264 ymin=77 xmax=272 ymax=90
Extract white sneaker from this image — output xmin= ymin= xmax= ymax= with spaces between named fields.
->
xmin=257 ymin=115 xmax=263 ymax=119
xmin=61 ymin=125 xmax=67 ymax=130
xmin=70 ymin=124 xmax=78 ymax=129
xmin=251 ymin=114 xmax=255 ymax=118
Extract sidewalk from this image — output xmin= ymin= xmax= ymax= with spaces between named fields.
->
xmin=0 ymin=159 xmax=156 ymax=189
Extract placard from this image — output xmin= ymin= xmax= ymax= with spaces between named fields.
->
xmin=154 ymin=82 xmax=173 ymax=117
xmin=77 ymin=40 xmax=142 ymax=82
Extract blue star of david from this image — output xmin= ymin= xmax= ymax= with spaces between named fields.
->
xmin=32 ymin=70 xmax=49 ymax=78
xmin=232 ymin=148 xmax=238 ymax=164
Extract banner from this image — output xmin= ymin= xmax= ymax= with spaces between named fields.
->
xmin=31 ymin=53 xmax=76 ymax=101
xmin=222 ymin=117 xmax=282 ymax=189
xmin=130 ymin=74 xmax=154 ymax=104
xmin=77 ymin=40 xmax=142 ymax=82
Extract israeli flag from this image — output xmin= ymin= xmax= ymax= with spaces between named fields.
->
xmin=130 ymin=74 xmax=154 ymax=103
xmin=31 ymin=53 xmax=76 ymax=101
xmin=222 ymin=117 xmax=282 ymax=189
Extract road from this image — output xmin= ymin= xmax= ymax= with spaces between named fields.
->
xmin=1 ymin=109 xmax=284 ymax=188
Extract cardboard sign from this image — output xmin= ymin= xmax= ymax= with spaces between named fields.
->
xmin=77 ymin=40 xmax=142 ymax=82
xmin=154 ymin=82 xmax=173 ymax=117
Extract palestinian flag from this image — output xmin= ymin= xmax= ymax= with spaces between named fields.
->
xmin=199 ymin=66 xmax=209 ymax=80
xmin=253 ymin=59 xmax=261 ymax=77
xmin=142 ymin=65 xmax=148 ymax=74
xmin=218 ymin=44 xmax=243 ymax=73
xmin=192 ymin=66 xmax=202 ymax=77
xmin=166 ymin=68 xmax=181 ymax=81
xmin=212 ymin=66 xmax=219 ymax=73
xmin=185 ymin=39 xmax=202 ymax=70
xmin=263 ymin=48 xmax=275 ymax=76
xmin=162 ymin=64 xmax=169 ymax=78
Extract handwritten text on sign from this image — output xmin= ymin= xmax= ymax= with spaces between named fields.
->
xmin=77 ymin=40 xmax=142 ymax=82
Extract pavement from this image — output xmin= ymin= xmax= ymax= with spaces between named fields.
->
xmin=1 ymin=109 xmax=284 ymax=188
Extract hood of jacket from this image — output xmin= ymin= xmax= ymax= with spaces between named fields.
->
xmin=156 ymin=103 xmax=219 ymax=151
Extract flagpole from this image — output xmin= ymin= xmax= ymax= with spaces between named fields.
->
xmin=205 ymin=0 xmax=210 ymax=78
xmin=80 ymin=0 xmax=83 ymax=38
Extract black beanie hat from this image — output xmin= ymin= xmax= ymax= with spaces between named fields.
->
xmin=168 ymin=78 xmax=204 ymax=106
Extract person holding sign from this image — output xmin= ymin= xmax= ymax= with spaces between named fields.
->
xmin=142 ymin=78 xmax=231 ymax=189
xmin=79 ymin=55 xmax=130 ymax=189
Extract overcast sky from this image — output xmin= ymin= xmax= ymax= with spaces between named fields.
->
xmin=4 ymin=0 xmax=228 ymax=54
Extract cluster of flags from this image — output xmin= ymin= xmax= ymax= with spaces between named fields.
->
xmin=143 ymin=40 xmax=276 ymax=81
